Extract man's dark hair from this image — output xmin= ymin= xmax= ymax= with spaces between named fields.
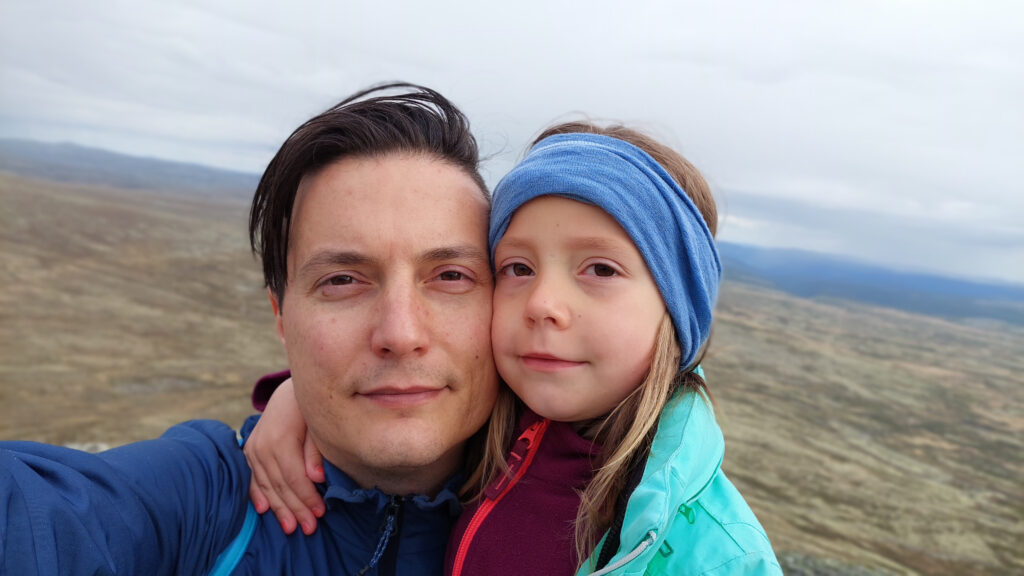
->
xmin=249 ymin=82 xmax=486 ymax=304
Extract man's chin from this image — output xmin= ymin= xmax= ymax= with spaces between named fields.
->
xmin=360 ymin=435 xmax=449 ymax=469
xmin=347 ymin=418 xmax=462 ymax=465
xmin=338 ymin=432 xmax=465 ymax=495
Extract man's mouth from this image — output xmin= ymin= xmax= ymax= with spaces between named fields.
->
xmin=358 ymin=386 xmax=444 ymax=407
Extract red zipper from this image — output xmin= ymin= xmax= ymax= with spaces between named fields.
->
xmin=449 ymin=418 xmax=550 ymax=576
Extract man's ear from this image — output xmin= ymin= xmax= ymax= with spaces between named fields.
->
xmin=268 ymin=288 xmax=286 ymax=347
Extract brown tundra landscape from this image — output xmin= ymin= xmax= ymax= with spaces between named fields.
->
xmin=1 ymin=158 xmax=1021 ymax=575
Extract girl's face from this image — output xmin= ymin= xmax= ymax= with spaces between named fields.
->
xmin=491 ymin=196 xmax=667 ymax=423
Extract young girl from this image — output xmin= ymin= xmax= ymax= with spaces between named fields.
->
xmin=246 ymin=123 xmax=781 ymax=575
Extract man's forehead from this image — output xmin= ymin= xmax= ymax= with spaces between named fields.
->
xmin=293 ymin=155 xmax=487 ymax=218
xmin=287 ymin=155 xmax=490 ymax=272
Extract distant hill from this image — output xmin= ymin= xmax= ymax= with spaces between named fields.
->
xmin=0 ymin=138 xmax=259 ymax=199
xmin=4 ymin=138 xmax=1021 ymax=326
xmin=719 ymin=241 xmax=1024 ymax=325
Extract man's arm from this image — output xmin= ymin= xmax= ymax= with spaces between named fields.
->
xmin=1 ymin=420 xmax=252 ymax=576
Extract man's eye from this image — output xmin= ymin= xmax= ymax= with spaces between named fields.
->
xmin=328 ymin=275 xmax=355 ymax=285
xmin=586 ymin=264 xmax=617 ymax=277
xmin=438 ymin=271 xmax=465 ymax=281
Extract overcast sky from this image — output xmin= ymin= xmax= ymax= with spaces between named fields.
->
xmin=2 ymin=0 xmax=1021 ymax=284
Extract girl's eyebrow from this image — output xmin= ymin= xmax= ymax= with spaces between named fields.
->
xmin=498 ymin=234 xmax=630 ymax=253
xmin=563 ymin=236 xmax=631 ymax=252
xmin=493 ymin=236 xmax=534 ymax=251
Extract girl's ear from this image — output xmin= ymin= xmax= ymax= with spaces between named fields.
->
xmin=268 ymin=288 xmax=286 ymax=348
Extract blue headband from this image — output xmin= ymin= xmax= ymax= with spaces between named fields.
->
xmin=490 ymin=132 xmax=721 ymax=369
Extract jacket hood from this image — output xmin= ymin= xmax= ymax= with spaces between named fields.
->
xmin=612 ymin=390 xmax=724 ymax=567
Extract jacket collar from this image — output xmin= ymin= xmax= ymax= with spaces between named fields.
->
xmin=320 ymin=460 xmax=463 ymax=517
xmin=616 ymin=390 xmax=724 ymax=554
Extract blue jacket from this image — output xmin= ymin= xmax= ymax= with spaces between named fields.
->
xmin=0 ymin=417 xmax=460 ymax=575
xmin=578 ymin=391 xmax=781 ymax=576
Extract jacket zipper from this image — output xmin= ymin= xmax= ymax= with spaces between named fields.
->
xmin=357 ymin=495 xmax=402 ymax=576
xmin=449 ymin=418 xmax=550 ymax=576
xmin=588 ymin=453 xmax=723 ymax=574
xmin=378 ymin=496 xmax=404 ymax=575
xmin=588 ymin=530 xmax=657 ymax=576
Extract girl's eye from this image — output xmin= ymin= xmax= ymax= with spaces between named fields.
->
xmin=499 ymin=262 xmax=534 ymax=277
xmin=513 ymin=263 xmax=533 ymax=276
xmin=585 ymin=263 xmax=618 ymax=277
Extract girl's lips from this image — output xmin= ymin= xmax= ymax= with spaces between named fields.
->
xmin=520 ymin=354 xmax=586 ymax=372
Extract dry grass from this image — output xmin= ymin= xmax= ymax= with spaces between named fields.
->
xmin=2 ymin=171 xmax=1021 ymax=574
xmin=0 ymin=171 xmax=285 ymax=444
xmin=709 ymin=283 xmax=1024 ymax=575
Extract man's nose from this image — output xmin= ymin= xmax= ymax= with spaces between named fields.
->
xmin=523 ymin=273 xmax=572 ymax=328
xmin=371 ymin=282 xmax=430 ymax=358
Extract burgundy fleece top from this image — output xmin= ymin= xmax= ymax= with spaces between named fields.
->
xmin=445 ymin=409 xmax=599 ymax=576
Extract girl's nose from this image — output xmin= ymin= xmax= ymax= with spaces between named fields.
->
xmin=523 ymin=273 xmax=572 ymax=328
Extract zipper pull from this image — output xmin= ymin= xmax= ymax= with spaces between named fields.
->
xmin=358 ymin=495 xmax=401 ymax=575
xmin=484 ymin=419 xmax=547 ymax=500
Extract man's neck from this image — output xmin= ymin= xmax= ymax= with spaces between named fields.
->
xmin=324 ymin=444 xmax=464 ymax=497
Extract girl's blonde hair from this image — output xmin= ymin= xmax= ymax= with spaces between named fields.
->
xmin=462 ymin=121 xmax=717 ymax=570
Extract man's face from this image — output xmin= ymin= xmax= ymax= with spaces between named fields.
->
xmin=272 ymin=153 xmax=498 ymax=493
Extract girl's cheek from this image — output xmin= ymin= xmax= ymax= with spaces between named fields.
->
xmin=489 ymin=301 xmax=522 ymax=387
xmin=490 ymin=296 xmax=516 ymax=348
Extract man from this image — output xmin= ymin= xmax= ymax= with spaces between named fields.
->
xmin=0 ymin=83 xmax=499 ymax=575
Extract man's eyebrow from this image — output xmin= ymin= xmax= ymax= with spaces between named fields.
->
xmin=418 ymin=245 xmax=490 ymax=266
xmin=297 ymin=250 xmax=375 ymax=276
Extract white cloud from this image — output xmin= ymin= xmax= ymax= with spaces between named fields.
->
xmin=1 ymin=0 xmax=1021 ymax=282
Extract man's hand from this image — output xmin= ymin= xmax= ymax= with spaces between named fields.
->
xmin=244 ymin=378 xmax=326 ymax=535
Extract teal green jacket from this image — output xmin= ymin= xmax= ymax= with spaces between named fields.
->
xmin=576 ymin=391 xmax=782 ymax=576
